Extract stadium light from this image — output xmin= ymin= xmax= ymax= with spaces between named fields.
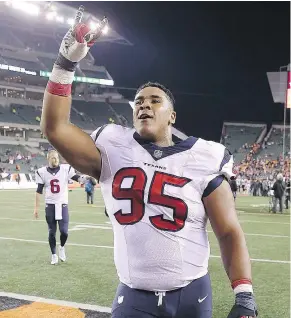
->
xmin=46 ymin=11 xmax=56 ymax=21
xmin=56 ymin=15 xmax=64 ymax=23
xmin=67 ymin=18 xmax=74 ymax=26
xmin=102 ymin=25 xmax=109 ymax=35
xmin=89 ymin=21 xmax=98 ymax=31
xmin=11 ymin=1 xmax=40 ymax=16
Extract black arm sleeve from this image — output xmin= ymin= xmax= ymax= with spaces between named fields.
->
xmin=36 ymin=183 xmax=44 ymax=194
xmin=71 ymin=174 xmax=80 ymax=182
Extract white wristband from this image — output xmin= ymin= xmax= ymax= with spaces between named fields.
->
xmin=233 ymin=284 xmax=253 ymax=295
xmin=49 ymin=66 xmax=75 ymax=85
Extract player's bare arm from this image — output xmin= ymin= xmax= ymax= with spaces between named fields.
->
xmin=41 ymin=7 xmax=108 ymax=179
xmin=203 ymin=179 xmax=257 ymax=318
xmin=34 ymin=191 xmax=41 ymax=219
xmin=34 ymin=170 xmax=45 ymax=219
xmin=42 ymin=94 xmax=101 ymax=178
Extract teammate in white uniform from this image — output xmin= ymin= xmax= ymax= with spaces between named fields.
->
xmin=34 ymin=150 xmax=80 ymax=265
xmin=40 ymin=8 xmax=257 ymax=318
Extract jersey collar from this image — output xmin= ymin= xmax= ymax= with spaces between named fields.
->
xmin=133 ymin=132 xmax=198 ymax=161
xmin=46 ymin=166 xmax=60 ymax=176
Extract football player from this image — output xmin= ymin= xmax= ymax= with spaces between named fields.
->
xmin=34 ymin=149 xmax=81 ymax=265
xmin=40 ymin=8 xmax=257 ymax=318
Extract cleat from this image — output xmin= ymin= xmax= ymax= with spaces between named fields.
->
xmin=59 ymin=246 xmax=66 ymax=262
xmin=51 ymin=254 xmax=58 ymax=265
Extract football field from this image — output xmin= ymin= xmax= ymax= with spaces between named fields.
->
xmin=0 ymin=189 xmax=290 ymax=317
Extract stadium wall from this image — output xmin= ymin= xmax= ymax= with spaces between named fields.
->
xmin=0 ymin=175 xmax=88 ymax=190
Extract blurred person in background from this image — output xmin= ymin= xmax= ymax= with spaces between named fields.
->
xmin=85 ymin=176 xmax=97 ymax=204
xmin=272 ymin=173 xmax=285 ymax=213
xmin=229 ymin=177 xmax=238 ymax=200
xmin=16 ymin=173 xmax=20 ymax=185
xmin=285 ymin=178 xmax=290 ymax=210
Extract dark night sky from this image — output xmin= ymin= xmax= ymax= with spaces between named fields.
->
xmin=72 ymin=1 xmax=290 ymax=141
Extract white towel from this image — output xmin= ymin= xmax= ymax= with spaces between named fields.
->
xmin=55 ymin=203 xmax=63 ymax=220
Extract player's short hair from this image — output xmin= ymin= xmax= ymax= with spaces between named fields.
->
xmin=136 ymin=82 xmax=175 ymax=108
xmin=47 ymin=149 xmax=58 ymax=159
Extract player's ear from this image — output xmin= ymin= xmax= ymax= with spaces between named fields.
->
xmin=169 ymin=110 xmax=176 ymax=125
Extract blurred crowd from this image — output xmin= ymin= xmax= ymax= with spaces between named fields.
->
xmin=0 ymin=147 xmax=39 ymax=173
xmin=234 ymin=153 xmax=290 ymax=195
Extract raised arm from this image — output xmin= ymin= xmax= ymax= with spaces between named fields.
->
xmin=41 ymin=93 xmax=101 ymax=178
xmin=41 ymin=7 xmax=108 ymax=179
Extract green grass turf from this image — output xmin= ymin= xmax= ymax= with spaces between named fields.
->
xmin=0 ymin=189 xmax=289 ymax=317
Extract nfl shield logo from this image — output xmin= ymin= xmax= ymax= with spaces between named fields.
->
xmin=153 ymin=150 xmax=163 ymax=159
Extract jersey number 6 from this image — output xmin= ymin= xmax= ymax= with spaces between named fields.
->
xmin=112 ymin=167 xmax=191 ymax=232
xmin=50 ymin=179 xmax=60 ymax=194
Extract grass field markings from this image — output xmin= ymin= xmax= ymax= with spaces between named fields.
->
xmin=0 ymin=204 xmax=105 ymax=210
xmin=0 ymin=291 xmax=111 ymax=313
xmin=237 ymin=211 xmax=290 ymax=217
xmin=206 ymin=230 xmax=289 ymax=238
xmin=240 ymin=220 xmax=290 ymax=225
xmin=209 ymin=255 xmax=290 ymax=264
xmin=0 ymin=217 xmax=111 ymax=227
xmin=69 ymin=225 xmax=112 ymax=231
xmin=0 ymin=206 xmax=106 ymax=214
xmin=0 ymin=217 xmax=289 ymax=238
xmin=2 ymin=206 xmax=289 ymax=220
xmin=0 ymin=237 xmax=114 ymax=249
xmin=0 ymin=236 xmax=290 ymax=264
xmin=0 ymin=188 xmax=102 ymax=192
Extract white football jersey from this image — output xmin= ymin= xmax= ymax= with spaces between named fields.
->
xmin=35 ymin=164 xmax=76 ymax=204
xmin=91 ymin=124 xmax=234 ymax=292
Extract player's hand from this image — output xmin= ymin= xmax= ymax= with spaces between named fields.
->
xmin=33 ymin=210 xmax=39 ymax=219
xmin=227 ymin=293 xmax=258 ymax=318
xmin=78 ymin=175 xmax=88 ymax=184
xmin=58 ymin=6 xmax=108 ymax=64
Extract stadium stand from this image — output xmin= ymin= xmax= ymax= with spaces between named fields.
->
xmin=11 ymin=104 xmax=42 ymax=125
xmin=110 ymin=101 xmax=133 ymax=126
xmin=260 ymin=125 xmax=290 ymax=159
xmin=220 ymin=122 xmax=290 ymax=197
xmin=12 ymin=29 xmax=60 ymax=54
xmin=0 ymin=25 xmax=24 ymax=48
xmin=81 ymin=69 xmax=109 ymax=80
xmin=221 ymin=122 xmax=266 ymax=164
xmin=1 ymin=56 xmax=42 ymax=71
xmin=37 ymin=56 xmax=55 ymax=71
xmin=73 ymin=100 xmax=113 ymax=127
xmin=0 ymin=104 xmax=26 ymax=124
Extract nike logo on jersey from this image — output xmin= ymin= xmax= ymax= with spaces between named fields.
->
xmin=198 ymin=295 xmax=208 ymax=303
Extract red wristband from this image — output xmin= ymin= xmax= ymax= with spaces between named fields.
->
xmin=46 ymin=80 xmax=72 ymax=97
xmin=231 ymin=279 xmax=252 ymax=289
xmin=231 ymin=279 xmax=253 ymax=294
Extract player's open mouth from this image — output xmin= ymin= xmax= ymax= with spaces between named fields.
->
xmin=138 ymin=113 xmax=153 ymax=120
